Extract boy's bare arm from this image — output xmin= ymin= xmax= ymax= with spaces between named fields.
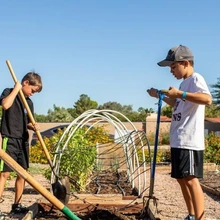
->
xmin=162 ymin=96 xmax=176 ymax=107
xmin=2 ymin=82 xmax=22 ymax=110
xmin=180 ymin=92 xmax=212 ymax=105
xmin=165 ymin=87 xmax=212 ymax=106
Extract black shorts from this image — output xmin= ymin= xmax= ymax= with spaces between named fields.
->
xmin=171 ymin=148 xmax=203 ymax=179
xmin=0 ymin=137 xmax=29 ymax=172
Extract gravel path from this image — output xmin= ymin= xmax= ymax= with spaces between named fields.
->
xmin=152 ymin=168 xmax=220 ymax=220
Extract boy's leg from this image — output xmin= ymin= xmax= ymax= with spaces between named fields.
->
xmin=171 ymin=148 xmax=204 ymax=219
xmin=184 ymin=176 xmax=204 ymax=220
xmin=177 ymin=178 xmax=195 ymax=216
xmin=0 ymin=171 xmax=10 ymax=200
xmin=13 ymin=139 xmax=29 ymax=205
xmin=14 ymin=175 xmax=25 ymax=204
xmin=11 ymin=174 xmax=28 ymax=214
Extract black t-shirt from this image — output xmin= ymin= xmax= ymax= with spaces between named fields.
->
xmin=0 ymin=88 xmax=34 ymax=141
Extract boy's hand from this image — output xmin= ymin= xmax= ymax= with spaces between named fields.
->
xmin=33 ymin=123 xmax=40 ymax=131
xmin=147 ymin=88 xmax=158 ymax=98
xmin=14 ymin=81 xmax=22 ymax=92
xmin=27 ymin=123 xmax=40 ymax=131
xmin=166 ymin=87 xmax=182 ymax=99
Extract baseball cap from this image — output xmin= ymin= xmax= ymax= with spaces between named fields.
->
xmin=157 ymin=45 xmax=194 ymax=67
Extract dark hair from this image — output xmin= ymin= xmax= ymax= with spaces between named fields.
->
xmin=22 ymin=72 xmax=43 ymax=92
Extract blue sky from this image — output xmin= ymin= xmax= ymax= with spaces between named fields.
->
xmin=0 ymin=0 xmax=219 ymax=115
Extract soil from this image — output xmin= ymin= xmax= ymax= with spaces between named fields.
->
xmin=78 ymin=170 xmax=139 ymax=196
xmin=200 ymin=171 xmax=220 ymax=192
xmin=0 ymin=164 xmax=219 ymax=220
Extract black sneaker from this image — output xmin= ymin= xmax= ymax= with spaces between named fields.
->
xmin=184 ymin=214 xmax=195 ymax=220
xmin=11 ymin=204 xmax=29 ymax=214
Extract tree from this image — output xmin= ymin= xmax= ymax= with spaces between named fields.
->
xmin=98 ymin=103 xmax=152 ymax=122
xmin=135 ymin=107 xmax=154 ymax=122
xmin=98 ymin=102 xmax=135 ymax=121
xmin=210 ymin=77 xmax=220 ymax=106
xmin=98 ymin=102 xmax=123 ymax=112
xmin=126 ymin=111 xmax=140 ymax=122
xmin=205 ymin=103 xmax=220 ymax=117
xmin=34 ymin=114 xmax=49 ymax=122
xmin=74 ymin=94 xmax=98 ymax=116
xmin=145 ymin=108 xmax=154 ymax=117
xmin=98 ymin=102 xmax=126 ymax=121
xmin=161 ymin=105 xmax=173 ymax=118
xmin=47 ymin=105 xmax=73 ymax=122
xmin=67 ymin=107 xmax=77 ymax=119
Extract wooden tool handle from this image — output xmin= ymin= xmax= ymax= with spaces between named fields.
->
xmin=0 ymin=149 xmax=81 ymax=220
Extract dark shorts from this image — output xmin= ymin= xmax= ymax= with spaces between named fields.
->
xmin=0 ymin=137 xmax=29 ymax=172
xmin=171 ymin=148 xmax=203 ymax=179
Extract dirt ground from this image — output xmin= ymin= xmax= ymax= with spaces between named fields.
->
xmin=0 ymin=163 xmax=219 ymax=220
xmin=152 ymin=167 xmax=220 ymax=220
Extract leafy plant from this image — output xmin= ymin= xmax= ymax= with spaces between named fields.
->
xmin=146 ymin=130 xmax=170 ymax=146
xmin=205 ymin=132 xmax=220 ymax=165
xmin=111 ymin=155 xmax=120 ymax=171
xmin=30 ymin=129 xmax=64 ymax=164
xmin=60 ymin=144 xmax=97 ymax=191
xmin=160 ymin=130 xmax=170 ymax=145
xmin=31 ymin=125 xmax=112 ymax=191
xmin=138 ymin=148 xmax=171 ymax=164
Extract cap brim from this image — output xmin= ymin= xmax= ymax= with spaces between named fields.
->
xmin=157 ymin=60 xmax=174 ymax=67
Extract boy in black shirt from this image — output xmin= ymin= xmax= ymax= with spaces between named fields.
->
xmin=0 ymin=72 xmax=42 ymax=213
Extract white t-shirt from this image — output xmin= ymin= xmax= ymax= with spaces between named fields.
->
xmin=170 ymin=72 xmax=211 ymax=150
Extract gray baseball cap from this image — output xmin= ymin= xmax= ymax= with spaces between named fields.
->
xmin=157 ymin=45 xmax=194 ymax=67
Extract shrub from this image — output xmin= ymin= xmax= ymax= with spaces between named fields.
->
xmin=138 ymin=148 xmax=171 ymax=164
xmin=30 ymin=125 xmax=113 ymax=191
xmin=60 ymin=144 xmax=97 ymax=191
xmin=146 ymin=130 xmax=170 ymax=146
xmin=30 ymin=129 xmax=63 ymax=164
xmin=160 ymin=131 xmax=170 ymax=145
xmin=204 ymin=132 xmax=220 ymax=165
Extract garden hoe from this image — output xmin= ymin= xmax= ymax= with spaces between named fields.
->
xmin=144 ymin=89 xmax=166 ymax=220
xmin=6 ymin=60 xmax=70 ymax=205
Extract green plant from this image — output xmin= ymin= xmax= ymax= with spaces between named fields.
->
xmin=137 ymin=148 xmax=171 ymax=164
xmin=146 ymin=132 xmax=155 ymax=146
xmin=160 ymin=149 xmax=171 ymax=162
xmin=60 ymin=144 xmax=97 ymax=191
xmin=32 ymin=125 xmax=113 ymax=191
xmin=160 ymin=131 xmax=170 ymax=145
xmin=94 ymin=160 xmax=103 ymax=171
xmin=137 ymin=148 xmax=151 ymax=163
xmin=146 ymin=130 xmax=170 ymax=146
xmin=204 ymin=132 xmax=220 ymax=165
xmin=30 ymin=128 xmax=64 ymax=164
xmin=111 ymin=155 xmax=120 ymax=171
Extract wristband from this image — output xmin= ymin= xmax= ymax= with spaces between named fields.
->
xmin=182 ymin=91 xmax=187 ymax=101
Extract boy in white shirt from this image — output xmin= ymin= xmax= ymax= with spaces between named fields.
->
xmin=147 ymin=45 xmax=212 ymax=220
